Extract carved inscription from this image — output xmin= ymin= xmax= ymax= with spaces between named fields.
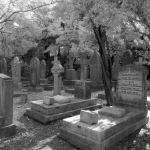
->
xmin=74 ymin=82 xmax=84 ymax=99
xmin=117 ymin=66 xmax=143 ymax=107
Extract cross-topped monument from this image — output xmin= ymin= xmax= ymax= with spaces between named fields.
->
xmin=51 ymin=56 xmax=64 ymax=95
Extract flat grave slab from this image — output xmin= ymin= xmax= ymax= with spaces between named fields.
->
xmin=25 ymin=97 xmax=101 ymax=124
xmin=59 ymin=107 xmax=149 ymax=150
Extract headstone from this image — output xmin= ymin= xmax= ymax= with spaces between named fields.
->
xmin=0 ymin=58 xmax=7 ymax=75
xmin=51 ymin=56 xmax=64 ymax=95
xmin=121 ymin=50 xmax=133 ymax=66
xmin=0 ymin=74 xmax=16 ymax=139
xmin=30 ymin=57 xmax=40 ymax=87
xmin=90 ymin=51 xmax=102 ymax=84
xmin=112 ymin=54 xmax=121 ymax=80
xmin=135 ymin=57 xmax=143 ymax=65
xmin=80 ymin=51 xmax=90 ymax=80
xmin=66 ymin=51 xmax=77 ymax=80
xmin=68 ymin=51 xmax=74 ymax=69
xmin=116 ymin=64 xmax=147 ymax=109
xmin=11 ymin=56 xmax=21 ymax=83
xmin=23 ymin=62 xmax=30 ymax=78
xmin=74 ymin=80 xmax=91 ymax=99
xmin=40 ymin=59 xmax=46 ymax=79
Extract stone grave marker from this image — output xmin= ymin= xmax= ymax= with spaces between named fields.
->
xmin=112 ymin=54 xmax=121 ymax=80
xmin=40 ymin=59 xmax=46 ymax=79
xmin=116 ymin=64 xmax=147 ymax=109
xmin=59 ymin=64 xmax=149 ymax=150
xmin=121 ymin=50 xmax=133 ymax=66
xmin=0 ymin=74 xmax=16 ymax=138
xmin=0 ymin=58 xmax=7 ymax=75
xmin=29 ymin=57 xmax=43 ymax=91
xmin=51 ymin=56 xmax=64 ymax=95
xmin=90 ymin=51 xmax=102 ymax=84
xmin=12 ymin=56 xmax=21 ymax=83
xmin=74 ymin=80 xmax=91 ymax=99
xmin=66 ymin=51 xmax=77 ymax=80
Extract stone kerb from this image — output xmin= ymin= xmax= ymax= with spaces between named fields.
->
xmin=12 ymin=56 xmax=21 ymax=83
xmin=115 ymin=64 xmax=148 ymax=109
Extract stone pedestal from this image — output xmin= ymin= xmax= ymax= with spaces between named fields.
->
xmin=13 ymin=82 xmax=22 ymax=91
xmin=74 ymin=80 xmax=91 ymax=99
xmin=0 ymin=74 xmax=16 ymax=139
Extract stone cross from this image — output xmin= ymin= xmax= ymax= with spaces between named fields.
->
xmin=135 ymin=57 xmax=143 ymax=65
xmin=12 ymin=56 xmax=21 ymax=83
xmin=51 ymin=56 xmax=64 ymax=95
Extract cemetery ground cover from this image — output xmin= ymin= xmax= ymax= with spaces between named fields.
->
xmin=0 ymin=90 xmax=150 ymax=150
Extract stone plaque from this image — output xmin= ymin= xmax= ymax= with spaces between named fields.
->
xmin=116 ymin=65 xmax=147 ymax=108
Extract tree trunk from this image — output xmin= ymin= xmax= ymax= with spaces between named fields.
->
xmin=93 ymin=25 xmax=113 ymax=106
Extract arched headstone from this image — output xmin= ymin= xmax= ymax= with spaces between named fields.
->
xmin=121 ymin=50 xmax=133 ymax=66
xmin=40 ymin=59 xmax=46 ymax=79
xmin=30 ymin=57 xmax=40 ymax=87
xmin=0 ymin=58 xmax=7 ymax=74
xmin=12 ymin=56 xmax=21 ymax=82
xmin=90 ymin=51 xmax=102 ymax=84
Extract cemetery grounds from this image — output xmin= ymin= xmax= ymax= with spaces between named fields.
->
xmin=0 ymin=89 xmax=150 ymax=150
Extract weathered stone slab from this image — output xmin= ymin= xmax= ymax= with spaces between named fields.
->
xmin=59 ymin=116 xmax=149 ymax=150
xmin=80 ymin=110 xmax=98 ymax=125
xmin=0 ymin=116 xmax=3 ymax=127
xmin=98 ymin=106 xmax=125 ymax=118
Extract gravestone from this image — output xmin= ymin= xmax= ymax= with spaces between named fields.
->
xmin=51 ymin=56 xmax=64 ymax=95
xmin=121 ymin=50 xmax=133 ymax=66
xmin=90 ymin=51 xmax=102 ymax=84
xmin=28 ymin=57 xmax=43 ymax=92
xmin=74 ymin=80 xmax=91 ymax=99
xmin=66 ymin=51 xmax=77 ymax=80
xmin=112 ymin=54 xmax=122 ymax=80
xmin=0 ymin=74 xmax=16 ymax=139
xmin=40 ymin=59 xmax=48 ymax=84
xmin=11 ymin=57 xmax=22 ymax=91
xmin=116 ymin=64 xmax=147 ymax=109
xmin=12 ymin=56 xmax=21 ymax=83
xmin=59 ymin=64 xmax=149 ymax=150
xmin=40 ymin=59 xmax=46 ymax=78
xmin=0 ymin=58 xmax=7 ymax=74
